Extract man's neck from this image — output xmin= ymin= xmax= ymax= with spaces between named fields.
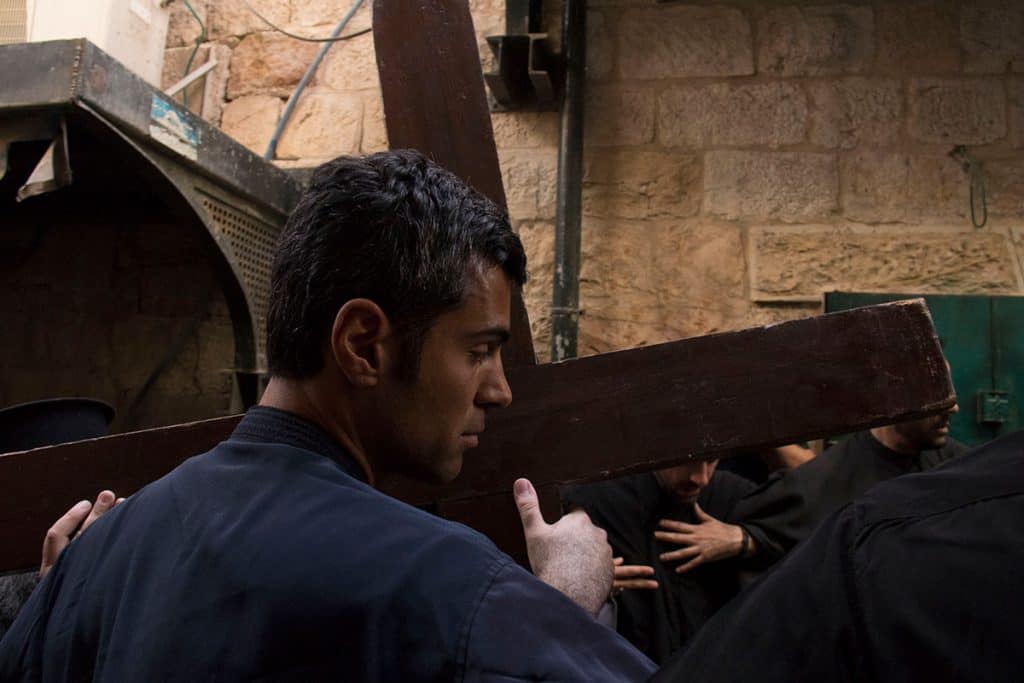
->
xmin=259 ymin=377 xmax=376 ymax=485
xmin=868 ymin=427 xmax=919 ymax=455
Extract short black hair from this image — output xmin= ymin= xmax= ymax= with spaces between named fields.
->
xmin=266 ymin=150 xmax=527 ymax=380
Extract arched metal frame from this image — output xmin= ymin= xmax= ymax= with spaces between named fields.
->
xmin=0 ymin=39 xmax=302 ymax=408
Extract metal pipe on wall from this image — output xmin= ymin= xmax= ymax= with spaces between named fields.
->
xmin=550 ymin=0 xmax=586 ymax=362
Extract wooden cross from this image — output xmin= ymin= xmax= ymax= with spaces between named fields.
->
xmin=0 ymin=1 xmax=956 ymax=571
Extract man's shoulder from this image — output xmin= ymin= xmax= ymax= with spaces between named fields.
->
xmin=851 ymin=430 xmax=1024 ymax=532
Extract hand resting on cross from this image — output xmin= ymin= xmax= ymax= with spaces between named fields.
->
xmin=514 ymin=478 xmax=613 ymax=616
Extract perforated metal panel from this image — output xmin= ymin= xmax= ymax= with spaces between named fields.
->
xmin=0 ymin=0 xmax=26 ymax=45
xmin=199 ymin=194 xmax=279 ymax=369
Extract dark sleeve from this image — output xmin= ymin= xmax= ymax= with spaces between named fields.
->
xmin=730 ymin=441 xmax=854 ymax=564
xmin=560 ymin=476 xmax=656 ymax=561
xmin=650 ymin=504 xmax=867 ymax=683
xmin=464 ymin=561 xmax=656 ymax=682
xmin=728 ymin=471 xmax=807 ymax=563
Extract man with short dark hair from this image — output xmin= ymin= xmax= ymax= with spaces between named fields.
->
xmin=735 ymin=403 xmax=967 ymax=562
xmin=654 ymin=429 xmax=1024 ymax=682
xmin=562 ymin=458 xmax=762 ymax=664
xmin=0 ymin=152 xmax=655 ymax=681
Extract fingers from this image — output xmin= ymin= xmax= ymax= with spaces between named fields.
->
xmin=78 ymin=490 xmax=116 ymax=537
xmin=40 ymin=499 xmax=91 ymax=578
xmin=612 ymin=563 xmax=659 ymax=592
xmin=657 ymin=519 xmax=695 ymax=533
xmin=514 ymin=478 xmax=547 ymax=536
xmin=676 ymin=555 xmax=705 ymax=574
xmin=660 ymin=546 xmax=700 ymax=562
xmin=614 ymin=564 xmax=656 ymax=579
xmin=654 ymin=530 xmax=692 ymax=545
xmin=613 ymin=578 xmax=660 ymax=591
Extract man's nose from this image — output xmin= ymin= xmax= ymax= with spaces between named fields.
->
xmin=478 ymin=356 xmax=512 ymax=409
xmin=948 ymin=401 xmax=960 ymax=415
xmin=690 ymin=463 xmax=712 ymax=487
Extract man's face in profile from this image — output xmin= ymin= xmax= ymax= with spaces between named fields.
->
xmin=654 ymin=459 xmax=720 ymax=505
xmin=381 ymin=263 xmax=514 ymax=484
xmin=891 ymin=402 xmax=959 ymax=452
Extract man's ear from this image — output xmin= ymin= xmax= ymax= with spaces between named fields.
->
xmin=329 ymin=299 xmax=391 ymax=387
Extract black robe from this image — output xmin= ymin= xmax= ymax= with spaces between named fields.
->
xmin=561 ymin=471 xmax=755 ymax=664
xmin=734 ymin=431 xmax=968 ymax=562
xmin=653 ymin=429 xmax=1024 ymax=683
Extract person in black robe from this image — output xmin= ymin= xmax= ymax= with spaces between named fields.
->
xmin=653 ymin=428 xmax=1024 ymax=682
xmin=562 ymin=460 xmax=762 ymax=664
xmin=735 ymin=403 xmax=967 ymax=562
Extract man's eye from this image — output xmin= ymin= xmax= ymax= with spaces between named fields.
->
xmin=469 ymin=347 xmax=489 ymax=362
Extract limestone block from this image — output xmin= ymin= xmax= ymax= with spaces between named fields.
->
xmin=227 ymin=32 xmax=319 ymax=99
xmin=470 ymin=0 xmax=506 ymax=75
xmin=986 ymin=159 xmax=1024 ymax=217
xmin=582 ymin=149 xmax=700 ymax=220
xmin=516 ymin=220 xmax=555 ymax=363
xmin=758 ymin=5 xmax=874 ymax=76
xmin=276 ymin=90 xmax=362 ymax=159
xmin=841 ymin=151 xmax=909 ymax=223
xmin=498 ymin=149 xmax=558 ymax=222
xmin=586 ymin=9 xmax=613 ymax=81
xmin=906 ymin=154 xmax=970 ymax=224
xmin=200 ymin=43 xmax=233 ymax=126
xmin=577 ymin=218 xmax=748 ymax=355
xmin=961 ymin=3 xmax=1024 ymax=74
xmin=658 ymin=82 xmax=807 ymax=149
xmin=807 ymin=78 xmax=902 ymax=149
xmin=221 ymin=94 xmax=283 ymax=155
xmin=875 ymin=1 xmax=958 ymax=74
xmin=584 ymin=86 xmax=656 ymax=146
xmin=167 ymin=0 xmax=207 ymax=48
xmin=908 ymin=79 xmax=1006 ymax=144
xmin=491 ymin=112 xmax=560 ymax=149
xmin=291 ymin=0 xmax=371 ymax=32
xmin=1013 ymin=227 xmax=1024 ymax=278
xmin=1010 ymin=79 xmax=1024 ymax=148
xmin=704 ymin=151 xmax=838 ymax=222
xmin=360 ymin=91 xmax=388 ymax=153
xmin=617 ymin=6 xmax=753 ymax=79
xmin=316 ymin=31 xmax=379 ymax=91
xmin=748 ymin=227 xmax=1020 ymax=302
xmin=209 ymin=0 xmax=290 ymax=40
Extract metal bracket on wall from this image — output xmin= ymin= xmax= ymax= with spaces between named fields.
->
xmin=484 ymin=0 xmax=563 ymax=111
xmin=977 ymin=390 xmax=1010 ymax=424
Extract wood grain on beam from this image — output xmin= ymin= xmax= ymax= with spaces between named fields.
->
xmin=384 ymin=299 xmax=955 ymax=504
xmin=373 ymin=0 xmax=536 ymax=367
xmin=0 ymin=300 xmax=953 ymax=571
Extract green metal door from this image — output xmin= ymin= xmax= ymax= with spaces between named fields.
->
xmin=825 ymin=293 xmax=1022 ymax=446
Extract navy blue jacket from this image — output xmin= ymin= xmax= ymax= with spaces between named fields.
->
xmin=0 ymin=407 xmax=655 ymax=682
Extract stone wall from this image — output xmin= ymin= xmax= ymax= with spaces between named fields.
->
xmin=0 ymin=220 xmax=236 ymax=432
xmin=164 ymin=0 xmax=1024 ymax=361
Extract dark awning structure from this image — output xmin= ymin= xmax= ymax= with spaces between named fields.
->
xmin=0 ymin=39 xmax=302 ymax=406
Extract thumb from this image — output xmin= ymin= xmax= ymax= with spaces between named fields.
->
xmin=514 ymin=478 xmax=547 ymax=534
xmin=694 ymin=502 xmax=712 ymax=521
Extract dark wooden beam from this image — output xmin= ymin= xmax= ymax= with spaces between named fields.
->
xmin=382 ymin=298 xmax=955 ymax=505
xmin=372 ymin=0 xmax=536 ymax=367
xmin=0 ymin=300 xmax=954 ymax=571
